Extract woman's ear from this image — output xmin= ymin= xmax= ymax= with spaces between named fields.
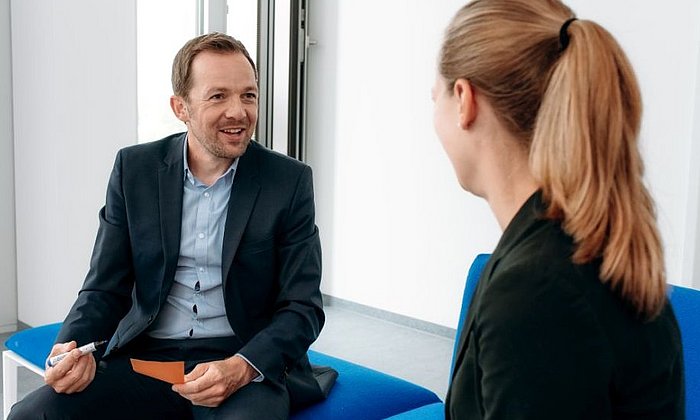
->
xmin=453 ymin=79 xmax=477 ymax=129
xmin=170 ymin=95 xmax=189 ymax=123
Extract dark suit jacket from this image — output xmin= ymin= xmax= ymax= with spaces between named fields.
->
xmin=446 ymin=191 xmax=684 ymax=419
xmin=56 ymin=133 xmax=325 ymax=407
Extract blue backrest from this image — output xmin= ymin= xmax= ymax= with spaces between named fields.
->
xmin=4 ymin=322 xmax=62 ymax=368
xmin=451 ymin=253 xmax=491 ymax=373
xmin=669 ymin=284 xmax=700 ymax=420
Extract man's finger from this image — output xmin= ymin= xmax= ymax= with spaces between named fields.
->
xmin=174 ymin=363 xmax=211 ymax=394
xmin=184 ymin=363 xmax=208 ymax=382
xmin=46 ymin=349 xmax=81 ymax=381
xmin=64 ymin=356 xmax=96 ymax=394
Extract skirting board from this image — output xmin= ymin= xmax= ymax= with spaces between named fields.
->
xmin=0 ymin=323 xmax=17 ymax=334
xmin=322 ymin=294 xmax=457 ymax=340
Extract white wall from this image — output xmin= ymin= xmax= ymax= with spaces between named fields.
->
xmin=305 ymin=0 xmax=339 ymax=299
xmin=0 ymin=0 xmax=17 ymax=333
xmin=307 ymin=0 xmax=500 ymax=329
xmin=306 ymin=0 xmax=700 ymax=329
xmin=12 ymin=0 xmax=137 ymax=326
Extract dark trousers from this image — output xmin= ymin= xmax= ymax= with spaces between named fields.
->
xmin=8 ymin=336 xmax=290 ymax=420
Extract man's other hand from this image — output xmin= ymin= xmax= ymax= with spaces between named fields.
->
xmin=44 ymin=341 xmax=97 ymax=394
xmin=171 ymin=355 xmax=258 ymax=407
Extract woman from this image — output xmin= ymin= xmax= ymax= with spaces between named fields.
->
xmin=432 ymin=1 xmax=684 ymax=418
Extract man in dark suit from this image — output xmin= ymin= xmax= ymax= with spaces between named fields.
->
xmin=8 ymin=33 xmax=325 ymax=420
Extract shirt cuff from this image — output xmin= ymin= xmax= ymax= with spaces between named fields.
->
xmin=234 ymin=353 xmax=264 ymax=383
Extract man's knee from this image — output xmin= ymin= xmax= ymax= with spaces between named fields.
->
xmin=7 ymin=386 xmax=72 ymax=420
xmin=6 ymin=397 xmax=36 ymax=420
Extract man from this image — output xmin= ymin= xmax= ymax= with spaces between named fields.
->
xmin=9 ymin=33 xmax=327 ymax=420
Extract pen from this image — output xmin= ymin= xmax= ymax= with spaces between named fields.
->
xmin=47 ymin=340 xmax=108 ymax=367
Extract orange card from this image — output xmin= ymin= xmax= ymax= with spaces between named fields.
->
xmin=130 ymin=359 xmax=185 ymax=384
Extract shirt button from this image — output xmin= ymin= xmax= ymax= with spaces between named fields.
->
xmin=199 ymin=267 xmax=204 ymax=272
xmin=198 ymin=233 xmax=205 ymax=239
xmin=204 ymin=192 xmax=210 ymax=198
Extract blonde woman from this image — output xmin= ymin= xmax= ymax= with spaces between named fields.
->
xmin=432 ymin=0 xmax=684 ymax=418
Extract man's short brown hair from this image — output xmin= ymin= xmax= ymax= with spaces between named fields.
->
xmin=171 ymin=32 xmax=257 ymax=99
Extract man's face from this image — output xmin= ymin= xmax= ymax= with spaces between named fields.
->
xmin=172 ymin=51 xmax=258 ymax=162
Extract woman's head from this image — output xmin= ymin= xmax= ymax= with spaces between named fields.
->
xmin=439 ymin=0 xmax=574 ymax=143
xmin=436 ymin=0 xmax=666 ymax=317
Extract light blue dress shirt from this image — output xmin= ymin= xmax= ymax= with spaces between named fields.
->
xmin=147 ymin=138 xmax=237 ymax=339
xmin=147 ymin=138 xmax=263 ymax=381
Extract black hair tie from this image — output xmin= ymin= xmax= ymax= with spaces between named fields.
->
xmin=559 ymin=17 xmax=577 ymax=52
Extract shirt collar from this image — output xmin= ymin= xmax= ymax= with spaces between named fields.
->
xmin=182 ymin=134 xmax=239 ymax=186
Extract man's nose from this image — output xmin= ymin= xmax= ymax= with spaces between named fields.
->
xmin=224 ymin=98 xmax=246 ymax=120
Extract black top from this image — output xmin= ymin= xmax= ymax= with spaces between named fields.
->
xmin=446 ymin=191 xmax=684 ymax=419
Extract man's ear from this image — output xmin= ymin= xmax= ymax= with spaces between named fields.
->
xmin=170 ymin=96 xmax=189 ymax=123
xmin=454 ymin=79 xmax=477 ymax=129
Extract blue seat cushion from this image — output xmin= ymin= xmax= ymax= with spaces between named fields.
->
xmin=4 ymin=322 xmax=62 ymax=369
xmin=292 ymin=350 xmax=440 ymax=420
xmin=669 ymin=285 xmax=700 ymax=420
xmin=384 ymin=401 xmax=445 ymax=419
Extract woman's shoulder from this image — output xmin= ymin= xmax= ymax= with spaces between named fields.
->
xmin=481 ymin=216 xmax=681 ymax=370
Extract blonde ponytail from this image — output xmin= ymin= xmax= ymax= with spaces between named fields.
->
xmin=531 ymin=19 xmax=666 ymax=317
xmin=440 ymin=0 xmax=666 ymax=317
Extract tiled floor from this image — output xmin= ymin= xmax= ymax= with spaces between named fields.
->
xmin=0 ymin=303 xmax=455 ymax=412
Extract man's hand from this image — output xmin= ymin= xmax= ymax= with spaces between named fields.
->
xmin=171 ymin=355 xmax=258 ymax=407
xmin=44 ymin=341 xmax=97 ymax=394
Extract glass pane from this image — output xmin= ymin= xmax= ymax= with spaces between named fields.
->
xmin=226 ymin=0 xmax=258 ymax=67
xmin=137 ymin=0 xmax=196 ymax=143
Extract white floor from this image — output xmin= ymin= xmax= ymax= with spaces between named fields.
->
xmin=0 ymin=303 xmax=455 ymax=412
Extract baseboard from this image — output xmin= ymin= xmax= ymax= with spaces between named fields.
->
xmin=322 ymin=294 xmax=456 ymax=339
xmin=0 ymin=322 xmax=18 ymax=334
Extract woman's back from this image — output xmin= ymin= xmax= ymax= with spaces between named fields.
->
xmin=446 ymin=191 xmax=684 ymax=419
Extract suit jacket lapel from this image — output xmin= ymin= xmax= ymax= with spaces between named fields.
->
xmin=221 ymin=143 xmax=261 ymax=286
xmin=158 ymin=135 xmax=185 ymax=300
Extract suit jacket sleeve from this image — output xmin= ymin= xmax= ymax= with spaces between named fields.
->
xmin=56 ymin=150 xmax=134 ymax=350
xmin=236 ymin=165 xmax=324 ymax=383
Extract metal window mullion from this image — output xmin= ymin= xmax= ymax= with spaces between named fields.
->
xmin=256 ymin=0 xmax=274 ymax=149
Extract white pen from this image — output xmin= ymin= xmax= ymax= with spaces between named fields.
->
xmin=47 ymin=340 xmax=108 ymax=367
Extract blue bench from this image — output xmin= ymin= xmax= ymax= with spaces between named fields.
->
xmin=3 ymin=327 xmax=440 ymax=419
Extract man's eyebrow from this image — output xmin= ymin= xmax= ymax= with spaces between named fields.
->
xmin=200 ymin=85 xmax=258 ymax=97
xmin=202 ymin=87 xmax=228 ymax=96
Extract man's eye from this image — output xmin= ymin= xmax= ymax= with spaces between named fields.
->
xmin=210 ymin=94 xmax=224 ymax=100
xmin=244 ymin=93 xmax=257 ymax=100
